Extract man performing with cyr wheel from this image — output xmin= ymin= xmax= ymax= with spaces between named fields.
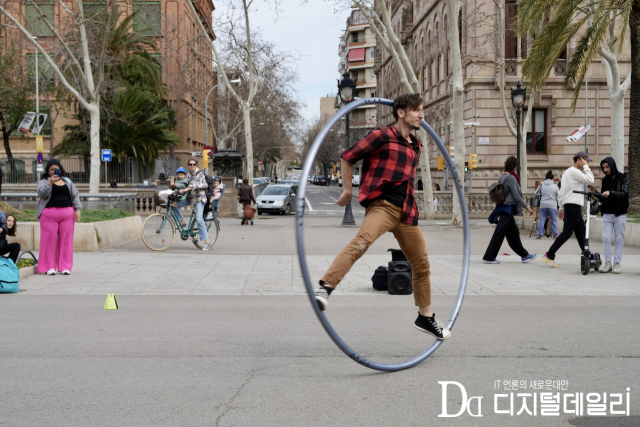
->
xmin=314 ymin=93 xmax=450 ymax=340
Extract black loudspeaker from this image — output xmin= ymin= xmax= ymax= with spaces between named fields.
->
xmin=387 ymin=249 xmax=412 ymax=295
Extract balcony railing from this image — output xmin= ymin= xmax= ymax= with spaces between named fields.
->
xmin=414 ymin=191 xmax=538 ymax=219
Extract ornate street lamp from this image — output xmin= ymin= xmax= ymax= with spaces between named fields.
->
xmin=337 ymin=72 xmax=358 ymax=225
xmin=510 ymin=81 xmax=527 ymax=179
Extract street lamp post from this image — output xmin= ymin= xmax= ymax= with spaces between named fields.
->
xmin=510 ymin=82 xmax=527 ymax=179
xmin=337 ymin=71 xmax=357 ymax=226
xmin=205 ymin=79 xmax=241 ymax=150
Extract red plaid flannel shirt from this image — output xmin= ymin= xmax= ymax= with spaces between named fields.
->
xmin=341 ymin=126 xmax=422 ymax=225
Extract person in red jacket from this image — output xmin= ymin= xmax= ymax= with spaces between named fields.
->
xmin=313 ymin=93 xmax=449 ymax=340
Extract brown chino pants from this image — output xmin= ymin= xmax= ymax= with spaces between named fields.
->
xmin=320 ymin=199 xmax=431 ymax=306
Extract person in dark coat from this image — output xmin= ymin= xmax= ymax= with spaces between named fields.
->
xmin=593 ymin=156 xmax=629 ymax=274
xmin=483 ymin=156 xmax=536 ymax=264
xmin=237 ymin=178 xmax=256 ymax=225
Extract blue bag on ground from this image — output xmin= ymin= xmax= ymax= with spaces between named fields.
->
xmin=0 ymin=257 xmax=19 ymax=293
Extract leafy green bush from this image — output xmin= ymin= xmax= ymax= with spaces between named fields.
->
xmin=16 ymin=258 xmax=36 ymax=269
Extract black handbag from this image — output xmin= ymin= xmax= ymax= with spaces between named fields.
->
xmin=531 ymin=186 xmax=542 ymax=208
xmin=590 ymin=198 xmax=601 ymax=215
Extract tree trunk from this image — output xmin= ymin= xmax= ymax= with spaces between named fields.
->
xmin=629 ymin=9 xmax=640 ymax=211
xmin=88 ymin=102 xmax=101 ymax=193
xmin=447 ymin=0 xmax=465 ymax=226
xmin=0 ymin=112 xmax=14 ymax=160
xmin=242 ymin=104 xmax=254 ymax=189
xmin=416 ymin=128 xmax=435 ymax=219
xmin=610 ymin=91 xmax=626 ymax=169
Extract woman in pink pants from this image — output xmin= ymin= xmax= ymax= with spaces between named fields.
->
xmin=36 ymin=159 xmax=83 ymax=275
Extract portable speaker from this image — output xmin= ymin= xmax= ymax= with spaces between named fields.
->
xmin=387 ymin=249 xmax=412 ymax=295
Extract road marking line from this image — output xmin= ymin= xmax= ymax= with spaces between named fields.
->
xmin=305 ymin=197 xmax=313 ymax=211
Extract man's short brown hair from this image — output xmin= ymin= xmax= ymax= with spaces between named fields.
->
xmin=242 ymin=177 xmax=249 ymax=184
xmin=393 ymin=93 xmax=423 ymax=121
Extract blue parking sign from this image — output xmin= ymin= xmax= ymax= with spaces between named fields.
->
xmin=101 ymin=149 xmax=112 ymax=162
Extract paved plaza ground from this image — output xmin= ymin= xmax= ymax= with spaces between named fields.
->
xmin=1 ymin=216 xmax=639 ymax=426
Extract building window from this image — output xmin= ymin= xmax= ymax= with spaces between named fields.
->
xmin=133 ymin=1 xmax=162 ymax=36
xmin=25 ymin=1 xmax=55 ymax=37
xmin=371 ymin=109 xmax=376 ymax=119
xmin=371 ymin=91 xmax=376 ymax=97
xmin=370 ymin=47 xmax=375 ymax=59
xmin=505 ymin=0 xmax=517 ymax=59
xmin=26 ymin=53 xmax=55 ymax=84
xmin=370 ymin=70 xmax=375 ymax=79
xmin=525 ymin=109 xmax=547 ymax=154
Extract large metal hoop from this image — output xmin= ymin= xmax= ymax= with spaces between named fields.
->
xmin=295 ymin=98 xmax=470 ymax=372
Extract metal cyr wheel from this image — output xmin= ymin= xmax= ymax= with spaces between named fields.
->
xmin=294 ymin=98 xmax=471 ymax=372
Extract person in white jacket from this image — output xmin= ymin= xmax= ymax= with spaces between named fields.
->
xmin=542 ymin=151 xmax=594 ymax=267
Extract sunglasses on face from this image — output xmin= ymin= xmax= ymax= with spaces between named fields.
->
xmin=188 ymin=163 xmax=196 ymax=166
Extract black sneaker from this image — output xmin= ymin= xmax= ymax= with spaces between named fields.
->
xmin=314 ymin=285 xmax=332 ymax=311
xmin=414 ymin=313 xmax=451 ymax=340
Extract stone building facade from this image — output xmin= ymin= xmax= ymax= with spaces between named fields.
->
xmin=374 ymin=0 xmax=630 ymax=191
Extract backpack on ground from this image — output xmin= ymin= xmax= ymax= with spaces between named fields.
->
xmin=0 ymin=256 xmax=19 ymax=293
xmin=371 ymin=266 xmax=388 ymax=291
xmin=488 ymin=181 xmax=505 ymax=205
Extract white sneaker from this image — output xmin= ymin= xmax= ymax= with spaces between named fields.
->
xmin=205 ymin=212 xmax=214 ymax=220
xmin=46 ymin=269 xmax=56 ymax=275
xmin=61 ymin=270 xmax=71 ymax=275
xmin=613 ymin=263 xmax=621 ymax=274
xmin=599 ymin=261 xmax=612 ymax=273
xmin=201 ymin=242 xmax=210 ymax=251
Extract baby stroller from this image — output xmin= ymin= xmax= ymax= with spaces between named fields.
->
xmin=242 ymin=205 xmax=256 ymax=226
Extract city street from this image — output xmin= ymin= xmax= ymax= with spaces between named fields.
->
xmin=2 ymin=217 xmax=639 ymax=426
xmin=302 ymin=184 xmax=366 ymax=217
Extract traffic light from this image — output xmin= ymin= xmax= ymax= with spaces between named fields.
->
xmin=469 ymin=153 xmax=478 ymax=169
xmin=464 ymin=161 xmax=469 ymax=172
xmin=448 ymin=146 xmax=455 ymax=159
xmin=333 ymin=164 xmax=337 ymax=173
xmin=437 ymin=157 xmax=445 ymax=170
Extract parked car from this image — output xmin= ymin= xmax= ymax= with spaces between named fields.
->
xmin=257 ymin=185 xmax=298 ymax=215
xmin=352 ymin=175 xmax=360 ymax=187
xmin=338 ymin=175 xmax=342 ymax=187
xmin=315 ymin=175 xmax=328 ymax=186
xmin=279 ymin=180 xmax=299 ymax=185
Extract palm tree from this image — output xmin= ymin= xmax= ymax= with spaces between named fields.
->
xmin=105 ymin=86 xmax=180 ymax=164
xmin=517 ymin=0 xmax=640 ymax=210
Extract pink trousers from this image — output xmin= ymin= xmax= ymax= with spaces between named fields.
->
xmin=38 ymin=207 xmax=75 ymax=273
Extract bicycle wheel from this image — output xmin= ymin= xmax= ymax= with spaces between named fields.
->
xmin=191 ymin=218 xmax=219 ymax=249
xmin=142 ymin=213 xmax=176 ymax=251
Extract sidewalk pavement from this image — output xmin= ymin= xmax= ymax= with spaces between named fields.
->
xmin=18 ymin=217 xmax=640 ymax=296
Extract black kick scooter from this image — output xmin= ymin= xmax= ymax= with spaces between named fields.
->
xmin=573 ymin=190 xmax=603 ymax=275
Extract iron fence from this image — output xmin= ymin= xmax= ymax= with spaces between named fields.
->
xmin=0 ymin=156 xmax=181 ymax=185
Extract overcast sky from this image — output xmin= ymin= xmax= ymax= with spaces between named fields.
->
xmin=216 ymin=1 xmax=347 ymax=124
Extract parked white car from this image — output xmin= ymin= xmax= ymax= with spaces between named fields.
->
xmin=338 ymin=174 xmax=360 ymax=187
